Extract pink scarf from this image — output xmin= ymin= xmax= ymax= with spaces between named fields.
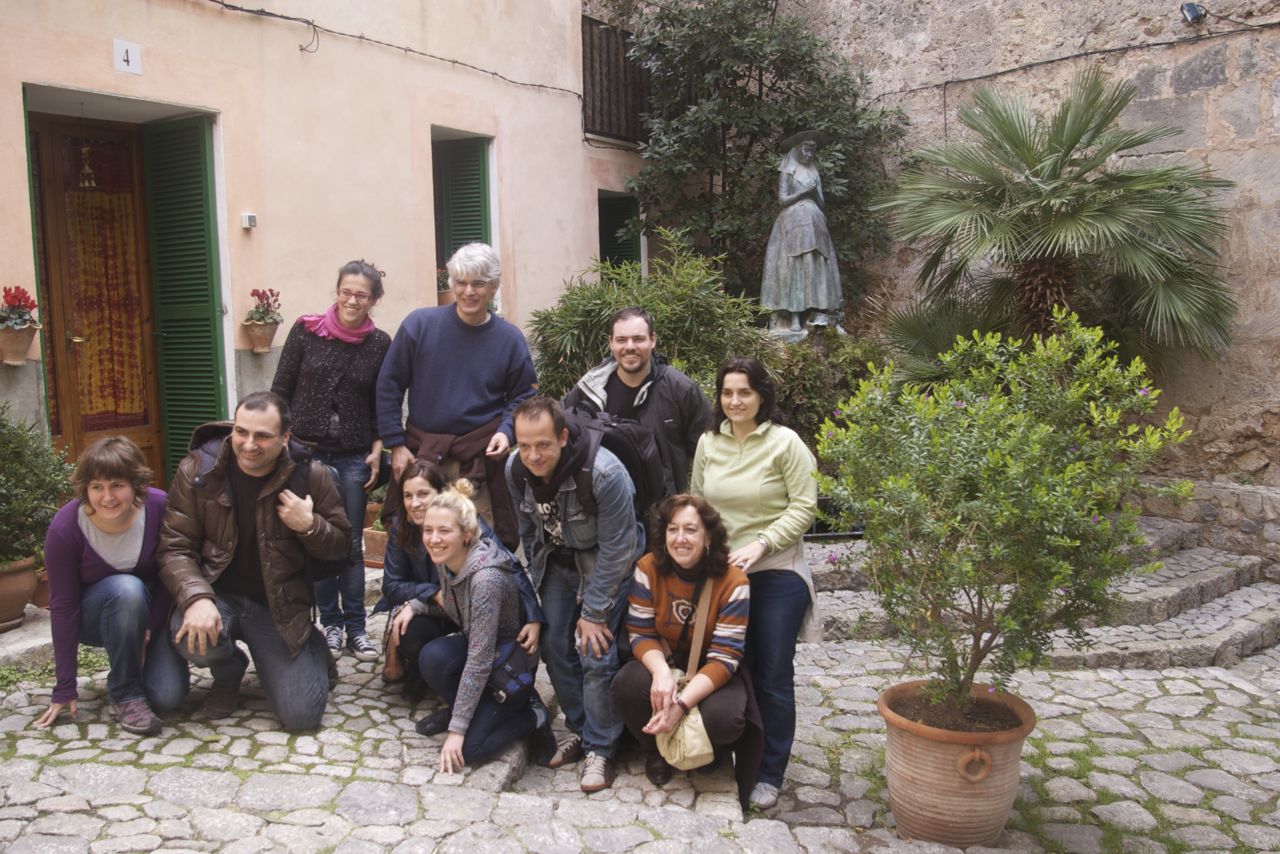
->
xmin=301 ymin=303 xmax=375 ymax=344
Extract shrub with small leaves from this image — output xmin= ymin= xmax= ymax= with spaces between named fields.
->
xmin=817 ymin=310 xmax=1189 ymax=713
xmin=0 ymin=404 xmax=74 ymax=563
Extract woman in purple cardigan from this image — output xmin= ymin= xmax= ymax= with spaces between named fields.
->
xmin=35 ymin=437 xmax=189 ymax=734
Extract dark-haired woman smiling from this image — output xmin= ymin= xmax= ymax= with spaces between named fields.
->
xmin=611 ymin=494 xmax=760 ymax=804
xmin=690 ymin=356 xmax=818 ymax=810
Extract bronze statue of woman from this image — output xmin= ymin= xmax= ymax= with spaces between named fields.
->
xmin=760 ymin=131 xmax=842 ymax=334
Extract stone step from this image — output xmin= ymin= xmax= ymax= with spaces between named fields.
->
xmin=1104 ymin=547 xmax=1264 ymax=626
xmin=1044 ymin=581 xmax=1280 ymax=669
xmin=809 ymin=515 xmax=1202 ymax=594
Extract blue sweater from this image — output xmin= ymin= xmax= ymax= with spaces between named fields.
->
xmin=375 ymin=307 xmax=536 ymax=448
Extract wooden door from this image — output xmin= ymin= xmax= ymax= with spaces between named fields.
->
xmin=28 ymin=114 xmax=165 ymax=480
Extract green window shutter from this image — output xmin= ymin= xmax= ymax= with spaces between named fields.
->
xmin=142 ymin=116 xmax=227 ymax=478
xmin=598 ymin=196 xmax=640 ymax=263
xmin=434 ymin=138 xmax=490 ymax=264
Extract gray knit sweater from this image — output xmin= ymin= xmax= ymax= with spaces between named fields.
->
xmin=414 ymin=537 xmax=523 ymax=733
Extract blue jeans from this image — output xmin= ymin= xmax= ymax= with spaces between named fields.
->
xmin=744 ymin=569 xmax=810 ymax=787
xmin=538 ymin=560 xmax=629 ymax=756
xmin=420 ymin=633 xmax=537 ymax=763
xmin=79 ymin=573 xmax=189 ymax=711
xmin=312 ymin=451 xmax=370 ymax=634
xmin=170 ymin=593 xmax=330 ymax=731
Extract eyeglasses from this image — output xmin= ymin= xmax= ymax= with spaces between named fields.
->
xmin=338 ymin=289 xmax=371 ymax=304
xmin=452 ymin=279 xmax=493 ymax=292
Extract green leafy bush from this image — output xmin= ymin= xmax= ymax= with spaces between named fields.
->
xmin=774 ymin=328 xmax=886 ymax=450
xmin=817 ymin=311 xmax=1189 ymax=712
xmin=529 ymin=229 xmax=777 ymax=398
xmin=0 ymin=404 xmax=74 ymax=563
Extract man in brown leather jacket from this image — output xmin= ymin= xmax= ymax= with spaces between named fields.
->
xmin=159 ymin=391 xmax=350 ymax=730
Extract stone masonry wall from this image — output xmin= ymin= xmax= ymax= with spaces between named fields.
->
xmin=790 ymin=0 xmax=1280 ymax=483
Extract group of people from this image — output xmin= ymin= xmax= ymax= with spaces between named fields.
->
xmin=36 ymin=243 xmax=819 ymax=811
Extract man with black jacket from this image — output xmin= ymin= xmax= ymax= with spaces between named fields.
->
xmin=562 ymin=307 xmax=713 ymax=494
xmin=159 ymin=391 xmax=350 ymax=731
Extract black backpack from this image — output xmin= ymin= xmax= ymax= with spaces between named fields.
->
xmin=562 ymin=408 xmax=669 ymax=520
xmin=190 ymin=435 xmax=347 ymax=582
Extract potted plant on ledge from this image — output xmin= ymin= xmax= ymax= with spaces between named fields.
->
xmin=817 ymin=310 xmax=1188 ymax=847
xmin=243 ymin=287 xmax=284 ymax=353
xmin=0 ymin=404 xmax=74 ymax=630
xmin=0 ymin=285 xmax=42 ymax=366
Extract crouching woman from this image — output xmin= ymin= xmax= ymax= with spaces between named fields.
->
xmin=36 ymin=437 xmax=189 ymax=734
xmin=412 ymin=480 xmax=552 ymax=771
xmin=611 ymin=494 xmax=762 ymax=807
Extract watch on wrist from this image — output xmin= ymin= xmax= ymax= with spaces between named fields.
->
xmin=675 ymin=696 xmax=691 ymax=714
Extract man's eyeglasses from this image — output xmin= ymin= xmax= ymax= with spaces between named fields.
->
xmin=452 ymin=279 xmax=493 ymax=292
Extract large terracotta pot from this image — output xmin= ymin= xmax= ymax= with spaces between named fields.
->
xmin=436 ymin=289 xmax=455 ymax=306
xmin=0 ymin=556 xmax=39 ymax=632
xmin=363 ymin=527 xmax=389 ymax=569
xmin=0 ymin=324 xmax=40 ymax=366
xmin=364 ymin=503 xmax=383 ymax=528
xmin=877 ymin=679 xmax=1037 ymax=848
xmin=242 ymin=320 xmax=280 ymax=354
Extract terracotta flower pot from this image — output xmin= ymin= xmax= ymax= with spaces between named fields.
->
xmin=877 ymin=679 xmax=1037 ymax=848
xmin=30 ymin=570 xmax=50 ymax=609
xmin=363 ymin=527 xmax=389 ymax=569
xmin=242 ymin=320 xmax=280 ymax=354
xmin=364 ymin=503 xmax=383 ymax=528
xmin=0 ymin=556 xmax=39 ymax=632
xmin=436 ymin=288 xmax=455 ymax=306
xmin=0 ymin=324 xmax=40 ymax=366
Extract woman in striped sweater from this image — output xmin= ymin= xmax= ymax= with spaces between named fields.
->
xmin=611 ymin=494 xmax=760 ymax=802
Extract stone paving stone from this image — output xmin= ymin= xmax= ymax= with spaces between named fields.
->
xmin=1091 ymin=800 xmax=1158 ymax=831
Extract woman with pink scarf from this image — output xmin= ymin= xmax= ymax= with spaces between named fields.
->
xmin=271 ymin=260 xmax=391 ymax=661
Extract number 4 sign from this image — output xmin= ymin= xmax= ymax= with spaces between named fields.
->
xmin=113 ymin=39 xmax=142 ymax=75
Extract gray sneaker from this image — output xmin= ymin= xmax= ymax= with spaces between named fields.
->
xmin=579 ymin=751 xmax=613 ymax=793
xmin=347 ymin=631 xmax=378 ymax=662
xmin=324 ymin=625 xmax=344 ymax=654
xmin=749 ymin=781 xmax=780 ymax=809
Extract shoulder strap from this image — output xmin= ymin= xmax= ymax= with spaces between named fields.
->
xmin=685 ymin=581 xmax=716 ymax=676
xmin=286 ymin=457 xmax=311 ymax=498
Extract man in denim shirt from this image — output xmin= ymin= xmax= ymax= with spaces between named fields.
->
xmin=507 ymin=396 xmax=641 ymax=792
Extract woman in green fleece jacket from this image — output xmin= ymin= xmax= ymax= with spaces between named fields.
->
xmin=689 ymin=356 xmax=818 ymax=810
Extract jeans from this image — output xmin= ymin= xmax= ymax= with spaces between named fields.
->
xmin=312 ymin=451 xmax=370 ymax=634
xmin=744 ymin=569 xmax=810 ymax=787
xmin=420 ymin=633 xmax=537 ymax=764
xmin=538 ymin=560 xmax=630 ymax=756
xmin=170 ymin=593 xmax=330 ymax=731
xmin=79 ymin=573 xmax=189 ymax=711
xmin=611 ymin=658 xmax=747 ymax=754
xmin=402 ymin=612 xmax=458 ymax=697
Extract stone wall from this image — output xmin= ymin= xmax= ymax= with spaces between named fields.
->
xmin=790 ymin=0 xmax=1280 ymax=483
xmin=1144 ymin=476 xmax=1280 ymax=561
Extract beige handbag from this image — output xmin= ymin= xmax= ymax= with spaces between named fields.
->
xmin=656 ymin=582 xmax=716 ymax=770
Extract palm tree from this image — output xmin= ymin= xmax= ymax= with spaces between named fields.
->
xmin=877 ymin=67 xmax=1236 ymax=364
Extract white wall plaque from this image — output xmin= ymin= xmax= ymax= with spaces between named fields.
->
xmin=113 ymin=39 xmax=142 ymax=75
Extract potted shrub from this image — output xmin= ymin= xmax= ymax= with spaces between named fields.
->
xmin=363 ymin=515 xmax=389 ymax=569
xmin=0 ymin=405 xmax=74 ymax=630
xmin=242 ymin=287 xmax=284 ymax=353
xmin=0 ymin=285 xmax=42 ymax=366
xmin=817 ymin=311 xmax=1188 ymax=847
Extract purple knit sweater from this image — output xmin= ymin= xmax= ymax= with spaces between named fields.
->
xmin=44 ymin=488 xmax=170 ymax=703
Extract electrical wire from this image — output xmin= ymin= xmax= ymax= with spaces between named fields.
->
xmin=203 ymin=0 xmax=582 ymax=100
xmin=870 ymin=14 xmax=1280 ymax=103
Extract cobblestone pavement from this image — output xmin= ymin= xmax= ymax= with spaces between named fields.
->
xmin=1 ymin=630 xmax=1279 ymax=853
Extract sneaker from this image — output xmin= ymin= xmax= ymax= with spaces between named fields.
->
xmin=546 ymin=733 xmax=583 ymax=769
xmin=529 ymin=721 xmax=557 ymax=767
xmin=347 ymin=632 xmax=378 ymax=662
xmin=324 ymin=625 xmax=344 ymax=654
xmin=415 ymin=707 xmax=451 ymax=737
xmin=579 ymin=751 xmax=614 ymax=793
xmin=113 ymin=698 xmax=161 ymax=735
xmin=201 ymin=673 xmax=243 ymax=721
xmin=748 ymin=781 xmax=780 ymax=810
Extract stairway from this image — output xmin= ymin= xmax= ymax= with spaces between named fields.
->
xmin=814 ymin=515 xmax=1280 ymax=670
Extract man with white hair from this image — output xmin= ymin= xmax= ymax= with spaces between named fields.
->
xmin=376 ymin=243 xmax=536 ymax=547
